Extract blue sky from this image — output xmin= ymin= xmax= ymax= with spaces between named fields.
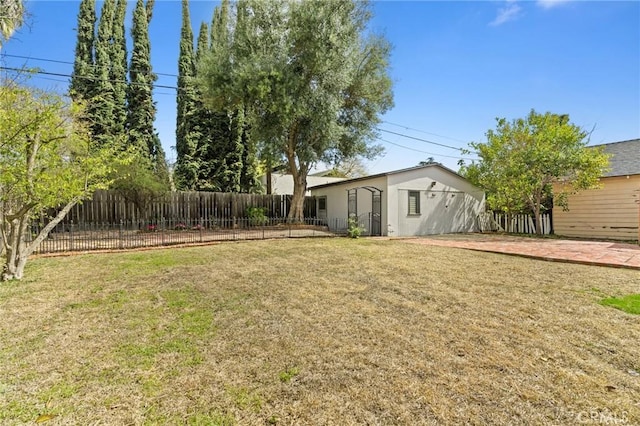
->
xmin=2 ymin=0 xmax=639 ymax=174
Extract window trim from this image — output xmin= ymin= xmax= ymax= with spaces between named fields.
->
xmin=318 ymin=196 xmax=327 ymax=212
xmin=408 ymin=190 xmax=421 ymax=216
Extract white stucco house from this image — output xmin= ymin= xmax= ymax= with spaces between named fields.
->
xmin=260 ymin=170 xmax=346 ymax=195
xmin=309 ymin=163 xmax=485 ymax=237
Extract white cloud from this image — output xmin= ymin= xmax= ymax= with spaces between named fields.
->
xmin=537 ymin=0 xmax=572 ymax=9
xmin=490 ymin=1 xmax=523 ymax=26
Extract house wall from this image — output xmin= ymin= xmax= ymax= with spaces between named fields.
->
xmin=310 ymin=176 xmax=388 ymax=234
xmin=260 ymin=173 xmax=345 ymax=195
xmin=387 ymin=167 xmax=485 ymax=236
xmin=553 ymin=175 xmax=640 ymax=241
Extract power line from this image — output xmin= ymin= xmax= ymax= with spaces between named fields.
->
xmin=0 ymin=66 xmax=180 ymax=91
xmin=377 ymin=138 xmax=475 ymax=161
xmin=2 ymin=53 xmax=179 ymax=78
xmin=378 ymin=128 xmax=472 ymax=152
xmin=382 ymin=120 xmax=470 ymax=144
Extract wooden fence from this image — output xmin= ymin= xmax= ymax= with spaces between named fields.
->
xmin=55 ymin=190 xmax=317 ymax=225
xmin=478 ymin=211 xmax=552 ymax=235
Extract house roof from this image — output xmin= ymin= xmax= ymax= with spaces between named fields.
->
xmin=594 ymin=139 xmax=640 ymax=177
xmin=309 ymin=163 xmax=467 ymax=190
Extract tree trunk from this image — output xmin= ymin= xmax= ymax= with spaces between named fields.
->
xmin=532 ymin=191 xmax=543 ymax=235
xmin=266 ymin=160 xmax=272 ymax=195
xmin=534 ymin=206 xmax=542 ymax=235
xmin=288 ymin=171 xmax=307 ymax=223
xmin=2 ymin=200 xmax=79 ymax=281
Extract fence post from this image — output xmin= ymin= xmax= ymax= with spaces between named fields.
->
xmin=161 ymin=217 xmax=165 ymax=245
xmin=69 ymin=220 xmax=74 ymax=252
xmin=119 ymin=220 xmax=124 ymax=250
xmin=233 ymin=218 xmax=237 ymax=240
xmin=199 ymin=217 xmax=203 ymax=243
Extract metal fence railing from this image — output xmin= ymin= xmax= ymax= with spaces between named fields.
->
xmin=31 ymin=217 xmax=350 ymax=255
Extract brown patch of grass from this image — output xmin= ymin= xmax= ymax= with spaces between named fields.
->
xmin=1 ymin=239 xmax=639 ymax=425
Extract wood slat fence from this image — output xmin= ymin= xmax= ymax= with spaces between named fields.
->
xmin=55 ymin=190 xmax=317 ymax=225
xmin=478 ymin=211 xmax=552 ymax=235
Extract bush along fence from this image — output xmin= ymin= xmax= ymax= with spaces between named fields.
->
xmin=31 ymin=216 xmax=353 ymax=255
xmin=478 ymin=211 xmax=552 ymax=235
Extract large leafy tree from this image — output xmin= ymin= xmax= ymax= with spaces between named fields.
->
xmin=198 ymin=0 xmax=393 ymax=219
xmin=70 ymin=0 xmax=95 ymax=101
xmin=0 ymin=82 xmax=125 ymax=281
xmin=462 ymin=110 xmax=610 ymax=234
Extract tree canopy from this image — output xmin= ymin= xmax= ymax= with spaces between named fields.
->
xmin=70 ymin=0 xmax=169 ymax=192
xmin=0 ymin=0 xmax=24 ymax=48
xmin=461 ymin=109 xmax=610 ymax=234
xmin=198 ymin=0 xmax=393 ymax=220
xmin=0 ymin=82 xmax=127 ymax=280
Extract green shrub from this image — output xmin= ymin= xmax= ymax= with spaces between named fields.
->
xmin=347 ymin=218 xmax=365 ymax=238
xmin=247 ymin=206 xmax=268 ymax=226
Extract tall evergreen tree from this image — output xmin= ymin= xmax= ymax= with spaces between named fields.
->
xmin=196 ymin=0 xmax=260 ymax=193
xmin=70 ymin=0 xmax=95 ymax=102
xmin=92 ymin=0 xmax=117 ymax=145
xmin=127 ymin=0 xmax=168 ymax=183
xmin=193 ymin=21 xmax=222 ymax=191
xmin=174 ymin=0 xmax=199 ymax=190
xmin=110 ymin=0 xmax=128 ymax=137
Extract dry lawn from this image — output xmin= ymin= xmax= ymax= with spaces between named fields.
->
xmin=0 ymin=238 xmax=638 ymax=425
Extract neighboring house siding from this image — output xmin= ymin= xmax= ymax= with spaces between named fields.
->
xmin=553 ymin=175 xmax=640 ymax=241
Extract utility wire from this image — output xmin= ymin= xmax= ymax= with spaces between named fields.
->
xmin=2 ymin=53 xmax=179 ymax=78
xmin=382 ymin=120 xmax=470 ymax=144
xmin=378 ymin=128 xmax=474 ymax=153
xmin=1 ymin=59 xmax=481 ymax=155
xmin=377 ymin=138 xmax=475 ymax=161
xmin=0 ymin=66 xmax=180 ymax=90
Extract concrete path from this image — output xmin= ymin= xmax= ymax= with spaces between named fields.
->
xmin=403 ymin=234 xmax=640 ymax=270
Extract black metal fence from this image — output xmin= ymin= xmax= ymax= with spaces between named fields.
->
xmin=32 ymin=217 xmax=354 ymax=255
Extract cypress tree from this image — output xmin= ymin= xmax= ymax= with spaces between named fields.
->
xmin=239 ymin=109 xmax=261 ymax=192
xmin=111 ymin=0 xmax=128 ymax=137
xmin=70 ymin=0 xmax=96 ymax=102
xmin=174 ymin=0 xmax=199 ymax=190
xmin=127 ymin=0 xmax=168 ymax=184
xmin=92 ymin=0 xmax=116 ymax=145
xmin=201 ymin=0 xmax=256 ymax=193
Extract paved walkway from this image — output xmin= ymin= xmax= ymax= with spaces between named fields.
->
xmin=403 ymin=234 xmax=640 ymax=270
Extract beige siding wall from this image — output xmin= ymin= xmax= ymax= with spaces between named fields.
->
xmin=553 ymin=175 xmax=640 ymax=241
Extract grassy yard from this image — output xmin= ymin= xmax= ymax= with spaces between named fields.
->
xmin=0 ymin=238 xmax=638 ymax=425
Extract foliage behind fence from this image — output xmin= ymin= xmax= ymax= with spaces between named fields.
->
xmin=53 ymin=190 xmax=317 ymax=224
